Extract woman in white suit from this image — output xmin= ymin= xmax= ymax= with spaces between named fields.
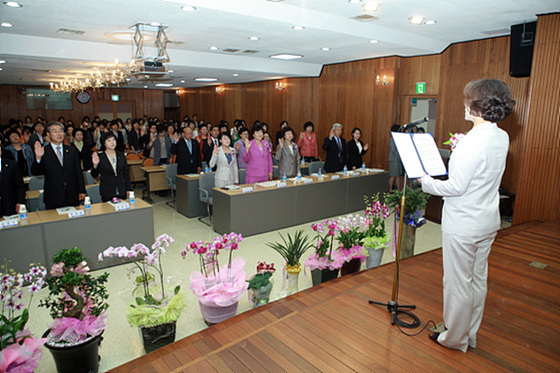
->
xmin=275 ymin=126 xmax=301 ymax=178
xmin=420 ymin=79 xmax=515 ymax=352
xmin=209 ymin=132 xmax=239 ymax=188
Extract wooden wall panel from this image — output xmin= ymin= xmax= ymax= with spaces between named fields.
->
xmin=513 ymin=13 xmax=560 ymax=224
xmin=0 ymin=86 xmax=164 ymax=124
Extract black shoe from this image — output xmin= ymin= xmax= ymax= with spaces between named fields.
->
xmin=429 ymin=332 xmax=441 ymax=345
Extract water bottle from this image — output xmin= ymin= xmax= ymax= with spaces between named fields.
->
xmin=282 ymin=172 xmax=287 ymax=183
xmin=318 ymin=167 xmax=323 ymax=180
xmin=343 ymin=165 xmax=348 ymax=176
xmin=128 ymin=191 xmax=136 ymax=208
xmin=84 ymin=196 xmax=91 ymax=216
xmin=362 ymin=162 xmax=366 ymax=170
xmin=205 ymin=164 xmax=209 ymax=173
xmin=19 ymin=205 xmax=28 ymax=224
xmin=301 ymin=158 xmax=305 ymax=167
xmin=297 ymin=171 xmax=302 ymax=183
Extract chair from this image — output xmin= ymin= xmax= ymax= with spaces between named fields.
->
xmin=238 ymin=168 xmax=246 ymax=185
xmin=308 ymin=161 xmax=324 ymax=175
xmin=165 ymin=163 xmax=178 ymax=208
xmin=273 ymin=165 xmax=279 ymax=179
xmin=37 ymin=191 xmax=46 ymax=211
xmin=83 ymin=170 xmax=95 ymax=185
xmin=198 ymin=172 xmax=215 ymax=226
xmin=126 ymin=153 xmax=141 ymax=160
xmin=142 ymin=158 xmax=154 ymax=167
xmin=28 ymin=176 xmax=44 ymax=191
xmin=86 ymin=184 xmax=102 ymax=204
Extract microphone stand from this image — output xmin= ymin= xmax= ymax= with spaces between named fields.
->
xmin=369 ymin=173 xmax=416 ymax=325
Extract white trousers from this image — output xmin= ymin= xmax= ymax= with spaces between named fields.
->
xmin=437 ymin=231 xmax=497 ymax=352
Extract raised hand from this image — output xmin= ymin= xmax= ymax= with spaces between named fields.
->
xmin=278 ymin=138 xmax=284 ymax=149
xmin=34 ymin=141 xmax=44 ymax=160
xmin=213 ymin=145 xmax=219 ymax=154
xmin=244 ymin=139 xmax=252 ymax=152
xmin=364 ymin=143 xmax=369 ymax=151
xmin=329 ymin=128 xmax=335 ymax=139
xmin=92 ymin=152 xmax=100 ymax=168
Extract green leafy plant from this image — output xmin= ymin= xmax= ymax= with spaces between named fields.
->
xmin=267 ymin=230 xmax=313 ymax=267
xmin=384 ymin=186 xmax=430 ymax=216
xmin=247 ymin=262 xmax=275 ymax=290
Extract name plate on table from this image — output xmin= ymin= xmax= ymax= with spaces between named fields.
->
xmin=331 ymin=175 xmax=340 ymax=180
xmin=276 ymin=182 xmax=287 ymax=188
xmin=352 ymin=172 xmax=360 ymax=177
xmin=242 ymin=187 xmax=254 ymax=193
xmin=68 ymin=210 xmax=85 ymax=219
xmin=1 ymin=219 xmax=19 ymax=228
xmin=114 ymin=202 xmax=130 ymax=211
xmin=303 ymin=178 xmax=313 ymax=184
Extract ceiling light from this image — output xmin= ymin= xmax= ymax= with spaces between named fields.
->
xmin=0 ymin=60 xmax=6 ymax=63
xmin=269 ymin=53 xmax=303 ymax=60
xmin=156 ymin=83 xmax=173 ymax=87
xmin=210 ymin=46 xmax=218 ymax=50
xmin=249 ymin=36 xmax=260 ymax=41
xmin=180 ymin=80 xmax=185 ymax=83
xmin=409 ymin=16 xmax=425 ymax=25
xmin=144 ymin=85 xmax=148 ymax=88
xmin=195 ymin=78 xmax=218 ymax=82
xmin=1 ymin=22 xmax=13 ymax=28
xmin=4 ymin=2 xmax=22 ymax=8
xmin=321 ymin=47 xmax=331 ymax=51
xmin=369 ymin=39 xmax=379 ymax=44
xmin=425 ymin=20 xmax=437 ymax=25
xmin=292 ymin=25 xmax=305 ymax=31
xmin=181 ymin=5 xmax=196 ymax=11
xmin=168 ymin=70 xmax=174 ymax=73
xmin=233 ymin=73 xmax=239 ymax=77
xmin=362 ymin=2 xmax=379 ymax=12
xmin=150 ymin=22 xmax=162 ymax=26
xmin=348 ymin=0 xmax=362 ymax=3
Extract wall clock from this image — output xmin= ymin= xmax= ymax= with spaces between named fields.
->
xmin=76 ymin=91 xmax=91 ymax=104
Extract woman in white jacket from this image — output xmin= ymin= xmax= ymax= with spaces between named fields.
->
xmin=209 ymin=132 xmax=239 ymax=188
xmin=420 ymin=79 xmax=515 ymax=352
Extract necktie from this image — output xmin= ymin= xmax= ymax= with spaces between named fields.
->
xmin=214 ymin=139 xmax=218 ymax=147
xmin=186 ymin=139 xmax=192 ymax=154
xmin=56 ymin=146 xmax=63 ymax=166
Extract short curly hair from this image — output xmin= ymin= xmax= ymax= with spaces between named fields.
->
xmin=464 ymin=79 xmax=516 ymax=123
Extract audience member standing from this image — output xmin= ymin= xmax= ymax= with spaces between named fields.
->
xmin=297 ymin=121 xmax=319 ymax=162
xmin=322 ymin=123 xmax=347 ymax=172
xmin=27 ymin=122 xmax=46 ymax=149
xmin=4 ymin=129 xmax=34 ymax=177
xmin=209 ymin=133 xmax=239 ymax=187
xmin=144 ymin=125 xmax=172 ymax=165
xmin=71 ymin=129 xmax=93 ymax=171
xmin=91 ymin=133 xmax=132 ymax=202
xmin=276 ymin=126 xmax=300 ymax=178
xmin=202 ymin=125 xmax=221 ymax=168
xmin=243 ymin=124 xmax=273 ymax=183
xmin=235 ymin=127 xmax=250 ymax=169
xmin=0 ymin=145 xmax=26 ymax=216
xmin=171 ymin=127 xmax=202 ymax=175
xmin=347 ymin=127 xmax=369 ymax=170
xmin=388 ymin=124 xmax=404 ymax=191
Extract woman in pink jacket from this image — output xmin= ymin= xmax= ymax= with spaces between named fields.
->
xmin=242 ymin=124 xmax=273 ymax=183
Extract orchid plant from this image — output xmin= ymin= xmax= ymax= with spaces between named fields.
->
xmin=247 ymin=262 xmax=276 ymax=291
xmin=305 ymin=220 xmax=343 ymax=271
xmin=39 ymin=248 xmax=109 ymax=345
xmin=336 ymin=214 xmax=367 ymax=263
xmin=99 ymin=234 xmax=186 ymax=328
xmin=363 ymin=194 xmax=391 ymax=249
xmin=0 ymin=263 xmax=47 ymax=372
xmin=443 ymin=132 xmax=467 ymax=150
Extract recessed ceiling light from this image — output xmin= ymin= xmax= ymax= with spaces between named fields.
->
xmin=150 ymin=22 xmax=161 ymax=26
xmin=369 ymin=39 xmax=379 ymax=44
xmin=144 ymin=85 xmax=148 ymax=88
xmin=126 ymin=78 xmax=131 ymax=81
xmin=347 ymin=0 xmax=362 ymax=3
xmin=0 ymin=60 xmax=6 ymax=63
xmin=249 ymin=36 xmax=260 ymax=41
xmin=168 ymin=70 xmax=174 ymax=73
xmin=362 ymin=1 xmax=379 ymax=12
xmin=180 ymin=80 xmax=185 ymax=83
xmin=156 ymin=83 xmax=173 ymax=87
xmin=425 ymin=20 xmax=437 ymax=25
xmin=209 ymin=46 xmax=218 ymax=50
xmin=409 ymin=16 xmax=425 ymax=25
xmin=269 ymin=53 xmax=303 ymax=60
xmin=195 ymin=78 xmax=218 ymax=82
xmin=321 ymin=47 xmax=331 ymax=51
xmin=233 ymin=73 xmax=239 ymax=77
xmin=292 ymin=25 xmax=305 ymax=31
xmin=181 ymin=5 xmax=196 ymax=11
xmin=1 ymin=22 xmax=13 ymax=28
xmin=4 ymin=2 xmax=22 ymax=8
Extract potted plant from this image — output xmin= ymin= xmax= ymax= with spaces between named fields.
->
xmin=384 ymin=186 xmax=430 ymax=259
xmin=98 ymin=234 xmax=186 ymax=354
xmin=247 ymin=262 xmax=276 ymax=307
xmin=0 ymin=262 xmax=47 ymax=373
xmin=39 ymin=248 xmax=109 ymax=373
xmin=182 ymin=233 xmax=247 ymax=326
xmin=267 ymin=230 xmax=313 ymax=295
xmin=305 ymin=220 xmax=344 ymax=286
xmin=336 ymin=214 xmax=367 ymax=276
xmin=363 ymin=194 xmax=392 ymax=269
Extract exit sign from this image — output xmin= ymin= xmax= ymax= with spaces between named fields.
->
xmin=111 ymin=95 xmax=120 ymax=101
xmin=416 ymin=82 xmax=426 ymax=94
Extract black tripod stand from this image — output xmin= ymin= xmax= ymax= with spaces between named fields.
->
xmin=369 ymin=174 xmax=418 ymax=326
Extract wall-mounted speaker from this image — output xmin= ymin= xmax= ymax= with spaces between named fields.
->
xmin=510 ymin=21 xmax=537 ymax=78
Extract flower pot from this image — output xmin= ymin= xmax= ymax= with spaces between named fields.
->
xmin=285 ymin=264 xmax=302 ymax=295
xmin=140 ymin=321 xmax=177 ymax=354
xmin=43 ymin=330 xmax=103 ymax=373
xmin=340 ymin=258 xmax=362 ymax=276
xmin=250 ymin=281 xmax=273 ymax=307
xmin=311 ymin=268 xmax=339 ymax=286
xmin=400 ymin=225 xmax=416 ymax=259
xmin=366 ymin=246 xmax=384 ymax=269
xmin=199 ymin=301 xmax=239 ymax=325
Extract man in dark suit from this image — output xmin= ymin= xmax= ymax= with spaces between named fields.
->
xmin=202 ymin=125 xmax=220 ymax=169
xmin=27 ymin=122 xmax=46 ymax=149
xmin=31 ymin=122 xmax=86 ymax=210
xmin=171 ymin=127 xmax=202 ymax=175
xmin=0 ymin=146 xmax=26 ymax=216
xmin=322 ymin=123 xmax=347 ymax=172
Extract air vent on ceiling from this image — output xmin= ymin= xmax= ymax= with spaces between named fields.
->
xmin=266 ymin=0 xmax=285 ymax=2
xmin=168 ymin=40 xmax=184 ymax=45
xmin=481 ymin=28 xmax=510 ymax=36
xmin=223 ymin=48 xmax=240 ymax=53
xmin=57 ymin=28 xmax=85 ymax=35
xmin=243 ymin=50 xmax=259 ymax=54
xmin=350 ymin=14 xmax=380 ymax=22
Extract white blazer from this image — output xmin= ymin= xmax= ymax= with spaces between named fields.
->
xmin=209 ymin=146 xmax=239 ymax=188
xmin=422 ymin=122 xmax=509 ymax=236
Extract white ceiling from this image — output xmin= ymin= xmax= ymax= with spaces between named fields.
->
xmin=0 ymin=0 xmax=557 ymax=89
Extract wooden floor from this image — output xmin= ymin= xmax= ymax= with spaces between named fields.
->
xmin=110 ymin=221 xmax=560 ymax=373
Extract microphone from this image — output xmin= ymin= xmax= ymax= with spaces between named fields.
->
xmin=402 ymin=117 xmax=429 ymax=128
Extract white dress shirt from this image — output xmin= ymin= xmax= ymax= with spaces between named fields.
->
xmin=422 ymin=122 xmax=509 ymax=236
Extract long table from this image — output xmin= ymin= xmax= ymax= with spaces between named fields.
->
xmin=213 ymin=171 xmax=388 ymax=237
xmin=0 ymin=200 xmax=154 ymax=274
